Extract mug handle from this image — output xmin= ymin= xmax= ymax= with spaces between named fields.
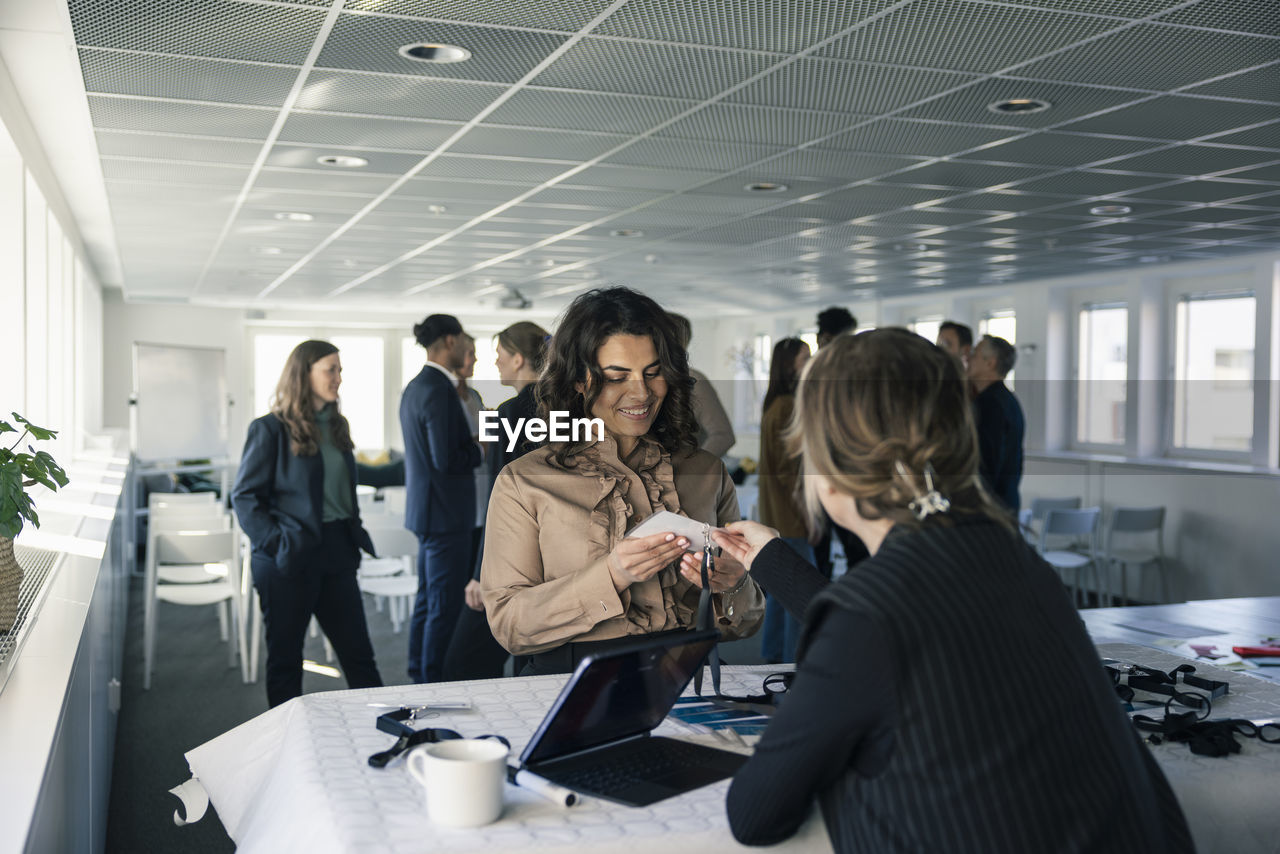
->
xmin=406 ymin=748 xmax=429 ymax=786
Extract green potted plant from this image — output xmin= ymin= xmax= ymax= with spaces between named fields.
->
xmin=1 ymin=413 xmax=69 ymax=633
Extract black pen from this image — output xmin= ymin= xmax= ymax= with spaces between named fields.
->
xmin=506 ymin=765 xmax=578 ymax=807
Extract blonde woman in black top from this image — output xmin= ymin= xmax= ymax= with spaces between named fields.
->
xmin=682 ymin=329 xmax=1191 ymax=853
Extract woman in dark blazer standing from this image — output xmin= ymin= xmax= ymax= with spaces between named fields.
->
xmin=232 ymin=339 xmax=383 ymax=708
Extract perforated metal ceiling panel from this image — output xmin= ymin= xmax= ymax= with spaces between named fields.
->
xmin=51 ymin=0 xmax=1280 ymax=307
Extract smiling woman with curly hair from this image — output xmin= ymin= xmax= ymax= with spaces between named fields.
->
xmin=479 ymin=286 xmax=764 ymax=675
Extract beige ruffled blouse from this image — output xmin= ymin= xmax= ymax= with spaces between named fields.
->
xmin=480 ymin=434 xmax=765 ymax=656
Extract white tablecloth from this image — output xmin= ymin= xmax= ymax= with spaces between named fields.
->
xmin=186 ymin=650 xmax=1280 ymax=854
xmin=185 ymin=666 xmax=831 ymax=854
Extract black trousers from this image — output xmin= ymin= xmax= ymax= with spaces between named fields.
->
xmin=442 ymin=527 xmax=512 ymax=681
xmin=253 ymin=520 xmax=383 ymax=708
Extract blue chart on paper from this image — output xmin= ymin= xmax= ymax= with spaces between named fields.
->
xmin=668 ymin=697 xmax=771 ymax=736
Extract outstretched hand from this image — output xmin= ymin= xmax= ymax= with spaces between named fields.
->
xmin=678 ymin=549 xmax=749 ymax=593
xmin=710 ymin=521 xmax=781 ymax=573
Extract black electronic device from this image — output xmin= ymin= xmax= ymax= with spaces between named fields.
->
xmin=517 ymin=629 xmax=746 ymax=807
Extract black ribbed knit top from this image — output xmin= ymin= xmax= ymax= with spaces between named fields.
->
xmin=728 ymin=519 xmax=1193 ymax=853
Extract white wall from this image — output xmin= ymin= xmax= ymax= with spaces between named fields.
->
xmin=101 ymin=293 xmax=247 ymax=453
xmin=1023 ymin=456 xmax=1280 ymax=601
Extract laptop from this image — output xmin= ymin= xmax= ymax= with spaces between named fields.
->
xmin=517 ymin=629 xmax=748 ymax=807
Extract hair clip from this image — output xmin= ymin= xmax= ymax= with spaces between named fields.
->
xmin=895 ymin=461 xmax=951 ymax=521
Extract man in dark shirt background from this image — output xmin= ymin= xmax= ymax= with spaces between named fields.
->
xmin=811 ymin=307 xmax=871 ymax=578
xmin=968 ymin=335 xmax=1025 ymax=514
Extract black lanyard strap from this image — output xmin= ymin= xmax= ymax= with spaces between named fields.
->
xmin=691 ymin=540 xmax=784 ymax=714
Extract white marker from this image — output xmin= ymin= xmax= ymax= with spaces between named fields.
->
xmin=507 ymin=766 xmax=578 ymax=807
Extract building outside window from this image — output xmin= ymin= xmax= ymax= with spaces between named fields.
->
xmin=1173 ymin=292 xmax=1255 ymax=453
xmin=1077 ymin=303 xmax=1128 ymax=446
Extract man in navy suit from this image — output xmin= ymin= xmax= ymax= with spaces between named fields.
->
xmin=400 ymin=314 xmax=482 ymax=683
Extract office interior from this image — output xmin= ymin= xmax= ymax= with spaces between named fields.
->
xmin=1 ymin=0 xmax=1279 ymax=851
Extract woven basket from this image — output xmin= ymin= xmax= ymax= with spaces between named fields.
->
xmin=0 ymin=536 xmax=20 ymax=634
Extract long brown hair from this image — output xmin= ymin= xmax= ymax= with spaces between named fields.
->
xmin=537 ymin=287 xmax=697 ymax=466
xmin=762 ymin=337 xmax=809 ymax=414
xmin=496 ymin=321 xmax=550 ymax=375
xmin=789 ymin=328 xmax=1011 ymax=532
xmin=271 ymin=339 xmax=354 ymax=456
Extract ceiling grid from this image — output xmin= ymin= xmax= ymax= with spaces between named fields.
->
xmin=52 ymin=0 xmax=1280 ymax=307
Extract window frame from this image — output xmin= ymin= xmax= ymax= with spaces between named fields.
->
xmin=1164 ymin=287 xmax=1258 ymax=464
xmin=1072 ymin=300 xmax=1130 ymax=452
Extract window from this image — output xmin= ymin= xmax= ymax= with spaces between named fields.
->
xmin=1076 ymin=303 xmax=1128 ymax=446
xmin=330 ymin=336 xmax=385 ymax=451
xmin=909 ymin=317 xmax=942 ymax=345
xmin=980 ymin=311 xmax=1017 ymax=387
xmin=253 ymin=334 xmax=306 ymax=415
xmin=731 ymin=333 xmax=770 ymax=431
xmin=1173 ymin=292 xmax=1255 ymax=453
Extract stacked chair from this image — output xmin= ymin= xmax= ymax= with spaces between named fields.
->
xmin=144 ymin=493 xmax=244 ymax=688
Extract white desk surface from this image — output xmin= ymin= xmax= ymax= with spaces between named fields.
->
xmin=186 ymin=665 xmax=831 ymax=854
xmin=186 ymin=606 xmax=1280 ymax=854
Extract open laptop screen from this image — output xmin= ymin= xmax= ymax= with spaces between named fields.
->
xmin=521 ymin=630 xmax=718 ymax=766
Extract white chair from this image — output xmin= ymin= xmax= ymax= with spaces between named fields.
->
xmin=1105 ymin=507 xmax=1168 ymax=605
xmin=358 ymin=527 xmax=419 ymax=633
xmin=1021 ymin=496 xmax=1082 ymax=544
xmin=148 ymin=505 xmax=235 ymax=638
xmin=1038 ymin=507 xmax=1104 ymax=608
xmin=149 ymin=492 xmax=217 ymax=509
xmin=145 ymin=529 xmax=243 ymax=689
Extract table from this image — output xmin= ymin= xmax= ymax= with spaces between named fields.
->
xmin=184 ymin=666 xmax=832 ymax=854
xmin=184 ymin=607 xmax=1280 ymax=854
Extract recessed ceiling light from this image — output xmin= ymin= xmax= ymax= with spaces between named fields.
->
xmin=273 ymin=211 xmax=314 ymax=222
xmin=611 ymin=228 xmax=643 ymax=238
xmin=745 ymin=181 xmax=788 ymax=193
xmin=987 ymin=98 xmax=1051 ymax=115
xmin=1090 ymin=204 xmax=1132 ymax=216
xmin=251 ymin=246 xmax=282 ymax=256
xmin=427 ymin=204 xmax=448 ymax=214
xmin=316 ymin=154 xmax=368 ymax=168
xmin=398 ymin=43 xmax=471 ymax=63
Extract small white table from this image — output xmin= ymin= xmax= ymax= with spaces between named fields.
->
xmin=185 ymin=666 xmax=832 ymax=854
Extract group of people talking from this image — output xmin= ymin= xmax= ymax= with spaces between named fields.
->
xmin=231 ymin=286 xmax=1191 ymax=852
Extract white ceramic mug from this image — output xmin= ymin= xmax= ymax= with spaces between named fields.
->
xmin=406 ymin=738 xmax=508 ymax=827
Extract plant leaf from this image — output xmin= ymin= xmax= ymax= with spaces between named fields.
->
xmin=0 ymin=421 xmax=14 ymax=435
xmin=11 ymin=413 xmax=57 ymax=440
xmin=0 ymin=515 xmax=21 ymax=538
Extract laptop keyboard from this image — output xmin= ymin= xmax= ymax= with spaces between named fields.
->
xmin=545 ymin=738 xmax=733 ymax=797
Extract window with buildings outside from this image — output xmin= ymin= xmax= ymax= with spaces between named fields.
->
xmin=980 ymin=311 xmax=1017 ymax=388
xmin=1173 ymin=293 xmax=1255 ymax=453
xmin=909 ymin=317 xmax=942 ymax=345
xmin=1076 ymin=303 xmax=1128 ymax=446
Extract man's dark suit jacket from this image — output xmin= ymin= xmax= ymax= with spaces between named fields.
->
xmin=400 ymin=364 xmax=482 ymax=536
xmin=973 ymin=380 xmax=1025 ymax=514
xmin=231 ymin=412 xmax=376 ymax=570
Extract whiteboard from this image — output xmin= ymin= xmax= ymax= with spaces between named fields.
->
xmin=132 ymin=343 xmax=229 ymax=462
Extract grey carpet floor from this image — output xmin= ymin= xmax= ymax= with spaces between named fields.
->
xmin=104 ymin=573 xmax=767 ymax=852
